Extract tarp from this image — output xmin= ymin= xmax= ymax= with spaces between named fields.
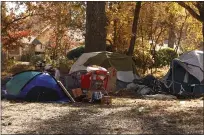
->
xmin=69 ymin=51 xmax=140 ymax=82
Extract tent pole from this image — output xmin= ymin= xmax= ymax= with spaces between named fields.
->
xmin=57 ymin=81 xmax=75 ymax=103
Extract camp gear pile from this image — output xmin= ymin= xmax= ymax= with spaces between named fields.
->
xmin=2 ymin=50 xmax=203 ymax=103
xmin=126 ymin=50 xmax=204 ymax=98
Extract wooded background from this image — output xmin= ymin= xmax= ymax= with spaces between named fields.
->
xmin=1 ymin=2 xmax=204 ymax=74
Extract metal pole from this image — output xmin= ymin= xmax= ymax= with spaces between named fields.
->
xmin=57 ymin=81 xmax=75 ymax=103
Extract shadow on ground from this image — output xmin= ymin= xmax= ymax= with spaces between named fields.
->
xmin=21 ymin=101 xmax=203 ymax=134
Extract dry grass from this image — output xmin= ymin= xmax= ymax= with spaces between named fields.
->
xmin=1 ymin=98 xmax=203 ymax=134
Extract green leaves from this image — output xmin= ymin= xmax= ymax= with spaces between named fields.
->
xmin=154 ymin=48 xmax=178 ymax=68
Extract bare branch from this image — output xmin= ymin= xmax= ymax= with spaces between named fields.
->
xmin=106 ymin=39 xmax=113 ymax=46
xmin=177 ymin=2 xmax=203 ymax=22
xmin=2 ymin=13 xmax=44 ymax=32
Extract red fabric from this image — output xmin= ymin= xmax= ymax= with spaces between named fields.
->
xmin=81 ymin=70 xmax=109 ymax=90
xmin=81 ymin=73 xmax=91 ymax=89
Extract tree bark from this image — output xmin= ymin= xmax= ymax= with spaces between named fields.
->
xmin=200 ymin=3 xmax=204 ymax=49
xmin=202 ymin=22 xmax=204 ymax=49
xmin=113 ymin=19 xmax=117 ymax=51
xmin=175 ymin=12 xmax=188 ymax=53
xmin=127 ymin=2 xmax=142 ymax=56
xmin=168 ymin=25 xmax=176 ymax=49
xmin=85 ymin=2 xmax=107 ymax=52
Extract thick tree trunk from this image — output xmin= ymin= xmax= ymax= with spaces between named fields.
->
xmin=85 ymin=2 xmax=107 ymax=53
xmin=127 ymin=2 xmax=142 ymax=56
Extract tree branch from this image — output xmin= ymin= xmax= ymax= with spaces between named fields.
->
xmin=2 ymin=13 xmax=43 ymax=32
xmin=177 ymin=2 xmax=203 ymax=22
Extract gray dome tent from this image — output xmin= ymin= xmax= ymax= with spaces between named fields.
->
xmin=162 ymin=50 xmax=204 ymax=96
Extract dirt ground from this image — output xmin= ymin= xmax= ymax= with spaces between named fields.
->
xmin=1 ymin=97 xmax=203 ymax=134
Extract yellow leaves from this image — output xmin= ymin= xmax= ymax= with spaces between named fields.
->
xmin=167 ymin=2 xmax=185 ymax=16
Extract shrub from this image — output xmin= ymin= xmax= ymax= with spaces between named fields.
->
xmin=21 ymin=53 xmax=33 ymax=62
xmin=57 ymin=57 xmax=75 ymax=74
xmin=133 ymin=50 xmax=154 ymax=75
xmin=2 ymin=58 xmax=16 ymax=72
xmin=44 ymin=54 xmax=52 ymax=64
xmin=30 ymin=55 xmax=44 ymax=65
xmin=9 ymin=64 xmax=35 ymax=74
xmin=154 ymin=48 xmax=178 ymax=68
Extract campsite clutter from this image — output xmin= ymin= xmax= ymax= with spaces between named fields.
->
xmin=124 ymin=50 xmax=204 ymax=98
xmin=1 ymin=50 xmax=204 ymax=103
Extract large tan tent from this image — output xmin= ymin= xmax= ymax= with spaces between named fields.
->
xmin=69 ymin=51 xmax=140 ymax=83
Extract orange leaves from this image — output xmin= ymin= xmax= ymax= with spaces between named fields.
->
xmin=2 ymin=30 xmax=30 ymax=49
xmin=8 ymin=30 xmax=30 ymax=39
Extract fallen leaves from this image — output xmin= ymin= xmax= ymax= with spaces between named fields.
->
xmin=1 ymin=98 xmax=203 ymax=134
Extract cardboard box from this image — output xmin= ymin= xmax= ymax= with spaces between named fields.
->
xmin=106 ymin=67 xmax=117 ymax=92
xmin=101 ymin=96 xmax=112 ymax=105
xmin=72 ymin=88 xmax=82 ymax=98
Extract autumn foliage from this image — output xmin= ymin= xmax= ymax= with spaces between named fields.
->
xmin=2 ymin=30 xmax=30 ymax=50
xmin=1 ymin=2 xmax=203 ymax=74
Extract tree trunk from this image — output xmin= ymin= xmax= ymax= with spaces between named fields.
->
xmin=176 ymin=12 xmax=188 ymax=53
xmin=168 ymin=26 xmax=176 ymax=49
xmin=202 ymin=22 xmax=204 ymax=49
xmin=127 ymin=2 xmax=142 ymax=56
xmin=85 ymin=2 xmax=107 ymax=53
xmin=113 ymin=19 xmax=117 ymax=51
xmin=198 ymin=2 xmax=204 ymax=49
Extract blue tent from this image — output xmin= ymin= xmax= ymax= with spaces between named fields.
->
xmin=5 ymin=70 xmax=70 ymax=102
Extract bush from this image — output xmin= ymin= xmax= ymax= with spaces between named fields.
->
xmin=9 ymin=64 xmax=35 ymax=74
xmin=21 ymin=53 xmax=33 ymax=62
xmin=2 ymin=58 xmax=16 ymax=72
xmin=30 ymin=55 xmax=44 ymax=65
xmin=44 ymin=54 xmax=52 ymax=64
xmin=154 ymin=48 xmax=178 ymax=68
xmin=133 ymin=50 xmax=154 ymax=75
xmin=57 ymin=57 xmax=75 ymax=74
